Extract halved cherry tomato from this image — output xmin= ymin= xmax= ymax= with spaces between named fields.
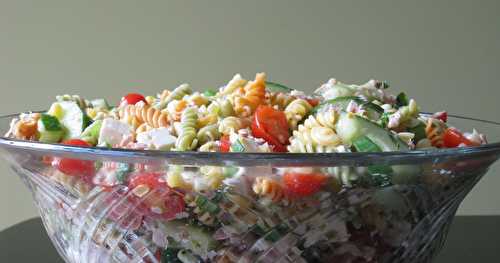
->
xmin=128 ymin=172 xmax=165 ymax=190
xmin=54 ymin=139 xmax=95 ymax=178
xmin=121 ymin=93 xmax=146 ymax=106
xmin=443 ymin=128 xmax=479 ymax=148
xmin=283 ymin=172 xmax=328 ymax=197
xmin=306 ymin=97 xmax=320 ymax=107
xmin=220 ymin=135 xmax=231 ymax=152
xmin=251 ymin=105 xmax=290 ymax=152
xmin=433 ymin=111 xmax=448 ymax=123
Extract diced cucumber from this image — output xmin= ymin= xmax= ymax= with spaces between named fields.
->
xmin=90 ymin=98 xmax=110 ymax=110
xmin=37 ymin=114 xmax=64 ymax=143
xmin=319 ymin=81 xmax=356 ymax=99
xmin=55 ymin=101 xmax=91 ymax=140
xmin=159 ymin=220 xmax=218 ymax=257
xmin=230 ymin=139 xmax=245 ymax=152
xmin=352 ymin=136 xmax=382 ymax=152
xmin=80 ymin=119 xmax=102 ymax=145
xmin=408 ymin=122 xmax=426 ymax=142
xmin=266 ymin=81 xmax=293 ymax=93
xmin=336 ymin=112 xmax=409 ymax=151
xmin=312 ymin=96 xmax=383 ymax=119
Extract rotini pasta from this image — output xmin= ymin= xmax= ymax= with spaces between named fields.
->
xmin=218 ymin=73 xmax=247 ymax=96
xmin=268 ymin=92 xmax=295 ymax=110
xmin=7 ymin=113 xmax=41 ymax=140
xmin=118 ymin=103 xmax=169 ymax=128
xmin=425 ymin=117 xmax=446 ymax=148
xmin=175 ymin=107 xmax=198 ymax=151
xmin=234 ymin=73 xmax=267 ymax=117
xmin=218 ymin=116 xmax=250 ymax=135
xmin=252 ymin=176 xmax=285 ymax=202
xmin=165 ymin=99 xmax=188 ymax=121
xmin=285 ymin=98 xmax=313 ymax=129
xmin=196 ymin=124 xmax=220 ymax=145
xmin=288 ymin=113 xmax=341 ymax=153
xmin=155 ymin=83 xmax=192 ymax=110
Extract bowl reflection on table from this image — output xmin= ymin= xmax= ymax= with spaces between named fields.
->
xmin=0 ymin=113 xmax=499 ymax=263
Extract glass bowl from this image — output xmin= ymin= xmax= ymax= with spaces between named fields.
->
xmin=0 ymin=112 xmax=499 ymax=263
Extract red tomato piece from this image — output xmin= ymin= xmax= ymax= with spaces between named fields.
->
xmin=121 ymin=93 xmax=146 ymax=106
xmin=306 ymin=97 xmax=320 ymax=107
xmin=54 ymin=139 xmax=95 ymax=178
xmin=251 ymin=105 xmax=290 ymax=152
xmin=443 ymin=128 xmax=478 ymax=148
xmin=161 ymin=194 xmax=185 ymax=220
xmin=220 ymin=135 xmax=231 ymax=152
xmin=283 ymin=173 xmax=328 ymax=197
xmin=128 ymin=172 xmax=165 ymax=190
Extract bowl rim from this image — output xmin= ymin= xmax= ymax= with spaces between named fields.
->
xmin=1 ymin=112 xmax=499 ymax=166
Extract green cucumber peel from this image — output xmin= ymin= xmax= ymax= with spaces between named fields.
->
xmin=266 ymin=81 xmax=293 ymax=93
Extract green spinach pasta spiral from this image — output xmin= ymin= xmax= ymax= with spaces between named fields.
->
xmin=175 ymin=107 xmax=199 ymax=150
xmin=155 ymin=83 xmax=192 ymax=110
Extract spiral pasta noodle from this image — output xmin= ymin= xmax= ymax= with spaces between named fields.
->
xmin=425 ymin=117 xmax=446 ymax=148
xmin=234 ymin=73 xmax=267 ymax=117
xmin=166 ymin=99 xmax=188 ymax=121
xmin=252 ymin=177 xmax=285 ymax=202
xmin=186 ymin=92 xmax=209 ymax=107
xmin=7 ymin=113 xmax=41 ymax=140
xmin=268 ymin=92 xmax=295 ymax=110
xmin=155 ymin=83 xmax=192 ymax=110
xmin=218 ymin=116 xmax=250 ymax=135
xmin=207 ymin=99 xmax=235 ymax=117
xmin=118 ymin=103 xmax=169 ymax=128
xmin=175 ymin=107 xmax=199 ymax=151
xmin=285 ymin=98 xmax=313 ymax=129
xmin=219 ymin=74 xmax=247 ymax=96
xmin=197 ymin=124 xmax=220 ymax=145
xmin=288 ymin=113 xmax=341 ymax=153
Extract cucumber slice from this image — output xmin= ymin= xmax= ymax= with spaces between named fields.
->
xmin=160 ymin=221 xmax=218 ymax=257
xmin=90 ymin=98 xmax=110 ymax=110
xmin=312 ymin=96 xmax=383 ymax=119
xmin=37 ymin=114 xmax=64 ymax=143
xmin=353 ymin=136 xmax=382 ymax=152
xmin=80 ymin=119 xmax=103 ymax=145
xmin=408 ymin=122 xmax=426 ymax=142
xmin=266 ymin=81 xmax=293 ymax=93
xmin=318 ymin=81 xmax=356 ymax=99
xmin=336 ymin=112 xmax=408 ymax=151
xmin=56 ymin=101 xmax=92 ymax=140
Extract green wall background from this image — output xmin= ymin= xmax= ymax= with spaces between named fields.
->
xmin=0 ymin=0 xmax=499 ymax=230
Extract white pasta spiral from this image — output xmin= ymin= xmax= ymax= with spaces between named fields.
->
xmin=285 ymin=98 xmax=313 ymax=129
xmin=218 ymin=116 xmax=251 ymax=135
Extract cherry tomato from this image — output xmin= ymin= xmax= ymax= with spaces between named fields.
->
xmin=433 ymin=111 xmax=448 ymax=122
xmin=121 ymin=93 xmax=146 ymax=106
xmin=251 ymin=105 xmax=290 ymax=152
xmin=161 ymin=194 xmax=185 ymax=220
xmin=306 ymin=97 xmax=320 ymax=107
xmin=220 ymin=135 xmax=231 ymax=152
xmin=284 ymin=173 xmax=328 ymax=197
xmin=443 ymin=128 xmax=478 ymax=148
xmin=128 ymin=172 xmax=165 ymax=190
xmin=54 ymin=139 xmax=95 ymax=178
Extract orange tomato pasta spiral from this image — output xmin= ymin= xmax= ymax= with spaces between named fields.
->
xmin=425 ymin=118 xmax=446 ymax=148
xmin=252 ymin=176 xmax=285 ymax=202
xmin=234 ymin=72 xmax=267 ymax=117
xmin=119 ymin=103 xmax=169 ymax=128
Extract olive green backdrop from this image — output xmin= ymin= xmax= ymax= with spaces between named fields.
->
xmin=0 ymin=0 xmax=498 ymax=230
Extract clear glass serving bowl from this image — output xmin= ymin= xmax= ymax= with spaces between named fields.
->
xmin=0 ymin=113 xmax=499 ymax=263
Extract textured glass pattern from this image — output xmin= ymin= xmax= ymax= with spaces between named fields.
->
xmin=0 ymin=114 xmax=499 ymax=263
